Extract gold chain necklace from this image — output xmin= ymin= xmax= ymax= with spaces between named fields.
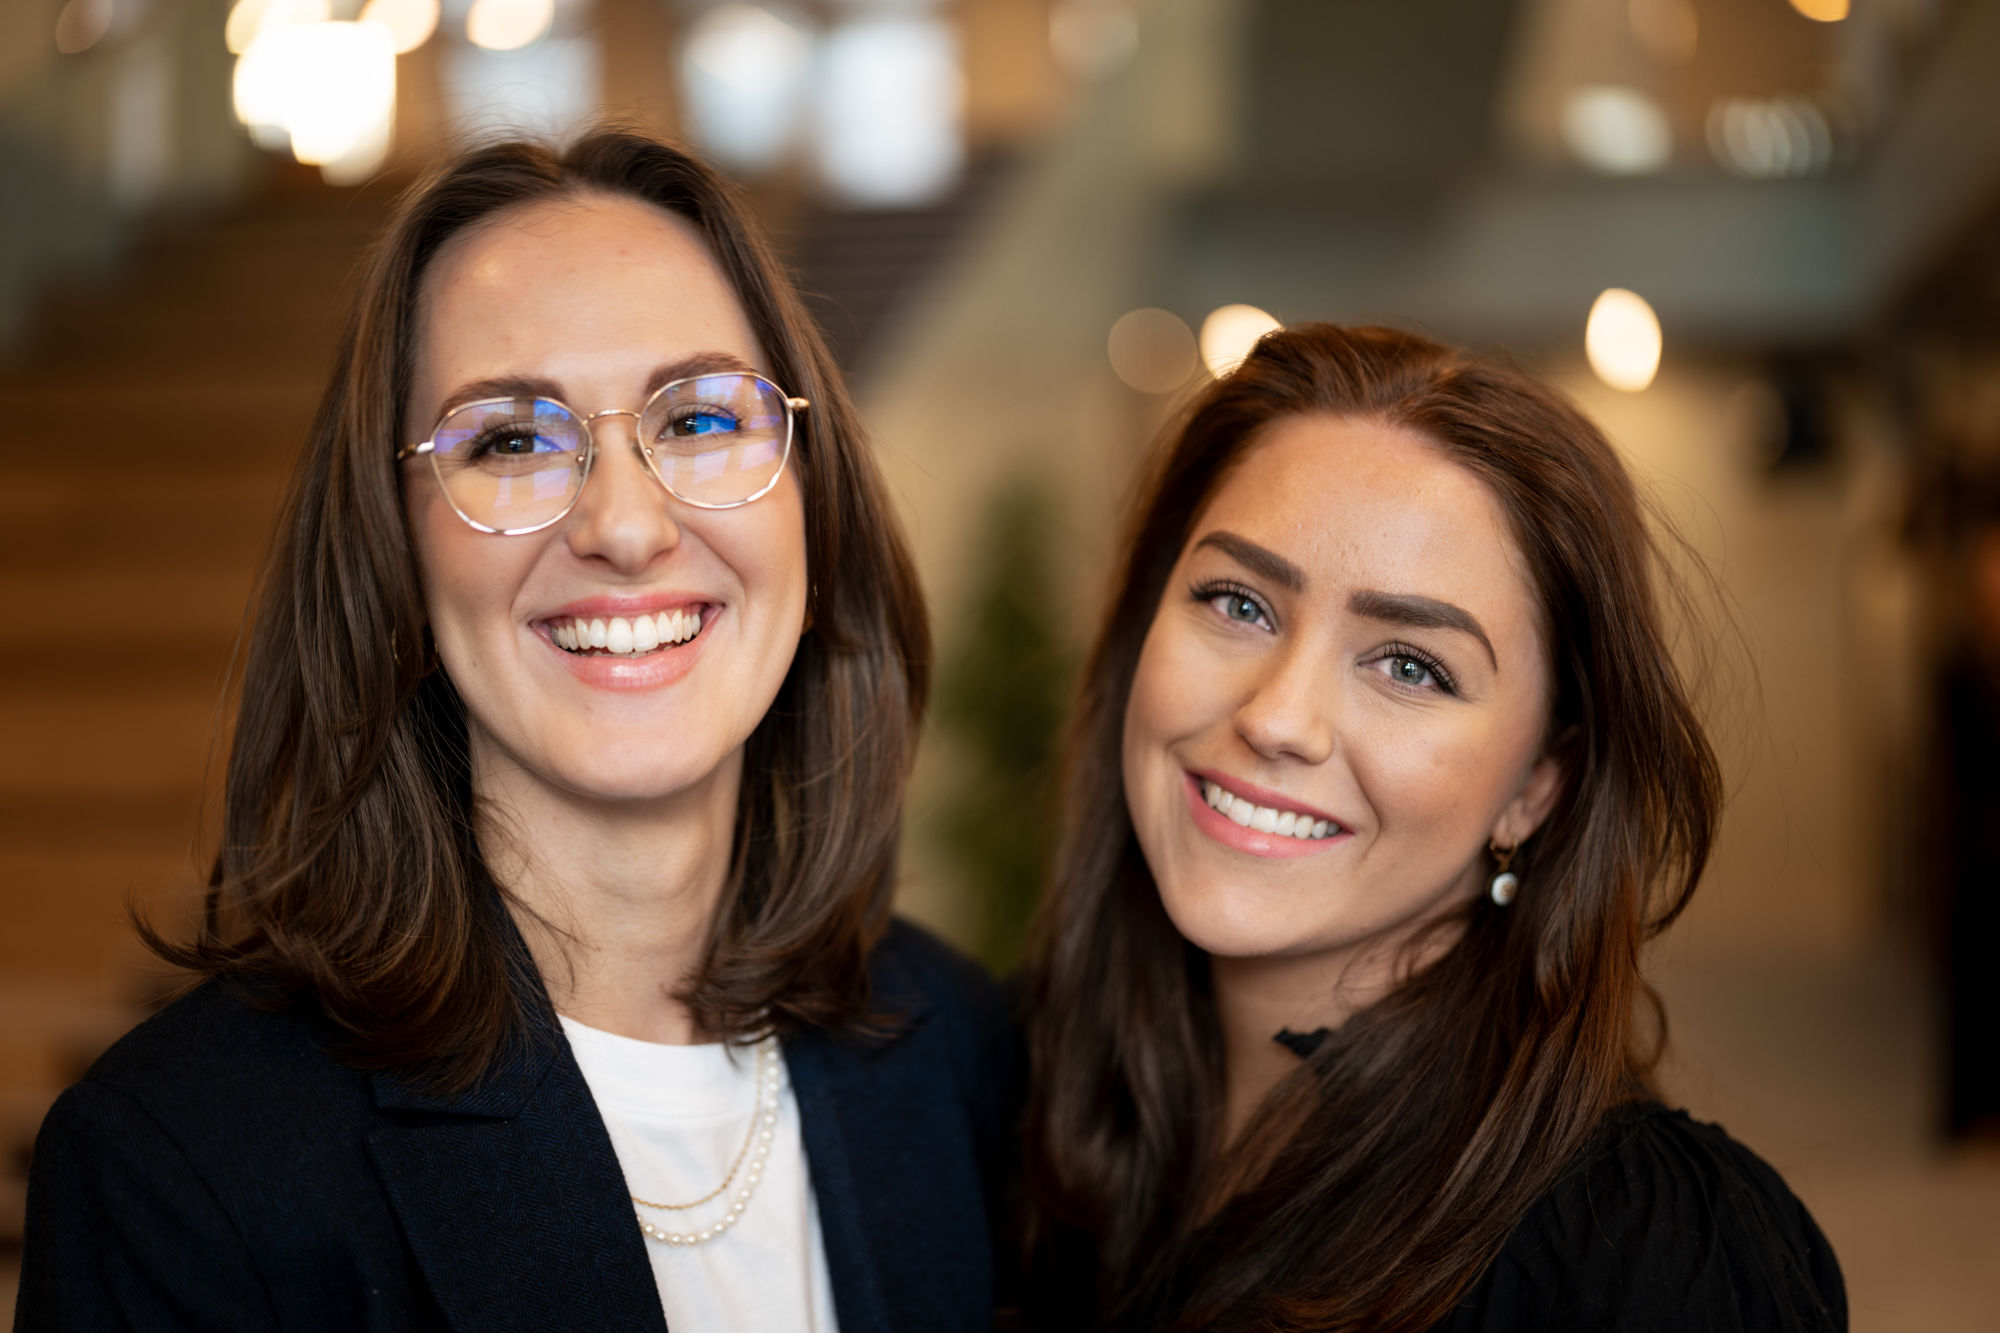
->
xmin=631 ymin=1037 xmax=781 ymax=1246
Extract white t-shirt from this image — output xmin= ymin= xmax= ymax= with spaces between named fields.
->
xmin=559 ymin=1016 xmax=840 ymax=1332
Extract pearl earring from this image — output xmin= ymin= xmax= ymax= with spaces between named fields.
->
xmin=1488 ymin=841 xmax=1520 ymax=906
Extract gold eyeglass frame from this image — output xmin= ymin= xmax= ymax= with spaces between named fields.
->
xmin=395 ymin=371 xmax=809 ymax=536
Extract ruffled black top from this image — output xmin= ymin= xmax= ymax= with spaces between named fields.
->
xmin=1436 ymin=1101 xmax=1846 ymax=1331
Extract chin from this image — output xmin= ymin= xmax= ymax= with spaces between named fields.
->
xmin=1154 ymin=879 xmax=1330 ymax=963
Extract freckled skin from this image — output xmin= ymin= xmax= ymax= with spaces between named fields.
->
xmin=1120 ymin=415 xmax=1563 ymax=1012
xmin=403 ymin=195 xmax=808 ymax=813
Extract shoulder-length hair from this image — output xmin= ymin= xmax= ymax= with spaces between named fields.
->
xmin=1023 ymin=323 xmax=1720 ymax=1331
xmin=153 ymin=130 xmax=930 ymax=1090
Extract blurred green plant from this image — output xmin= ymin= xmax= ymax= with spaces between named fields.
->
xmin=932 ymin=475 xmax=1076 ymax=975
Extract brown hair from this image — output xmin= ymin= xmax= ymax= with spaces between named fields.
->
xmin=152 ymin=130 xmax=930 ymax=1089
xmin=1023 ymin=324 xmax=1721 ymax=1330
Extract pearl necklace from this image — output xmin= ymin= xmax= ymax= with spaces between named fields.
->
xmin=630 ymin=1037 xmax=781 ymax=1246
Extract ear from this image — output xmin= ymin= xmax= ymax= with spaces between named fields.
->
xmin=1489 ymin=749 xmax=1564 ymax=850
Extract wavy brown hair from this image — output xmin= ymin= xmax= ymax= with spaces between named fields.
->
xmin=150 ymin=131 xmax=930 ymax=1090
xmin=1023 ymin=324 xmax=1721 ymax=1331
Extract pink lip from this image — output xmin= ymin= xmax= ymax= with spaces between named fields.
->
xmin=533 ymin=594 xmax=717 ymax=693
xmin=1182 ymin=770 xmax=1348 ymax=860
xmin=539 ymin=592 xmax=709 ymax=621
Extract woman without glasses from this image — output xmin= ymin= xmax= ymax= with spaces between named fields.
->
xmin=1023 ymin=324 xmax=1845 ymax=1331
xmin=17 ymin=132 xmax=1013 ymax=1332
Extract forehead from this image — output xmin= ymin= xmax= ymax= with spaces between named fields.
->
xmin=1194 ymin=414 xmax=1541 ymax=633
xmin=412 ymin=193 xmax=762 ymax=398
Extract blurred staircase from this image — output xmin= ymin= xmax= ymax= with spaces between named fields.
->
xmin=0 ymin=161 xmax=395 ymax=1302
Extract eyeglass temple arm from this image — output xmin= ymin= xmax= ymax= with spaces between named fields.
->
xmin=787 ymin=397 xmax=809 ymax=412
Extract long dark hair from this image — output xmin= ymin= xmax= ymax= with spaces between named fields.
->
xmin=1023 ymin=324 xmax=1721 ymax=1331
xmin=150 ymin=131 xmax=930 ymax=1089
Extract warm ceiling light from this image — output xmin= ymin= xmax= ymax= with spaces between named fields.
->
xmin=360 ymin=0 xmax=439 ymax=54
xmin=1107 ymin=309 xmax=1198 ymax=394
xmin=1585 ymin=289 xmax=1662 ymax=392
xmin=1787 ymin=0 xmax=1848 ymax=21
xmin=1199 ymin=304 xmax=1280 ymax=378
xmin=226 ymin=0 xmax=331 ymax=54
xmin=466 ymin=0 xmax=554 ymax=52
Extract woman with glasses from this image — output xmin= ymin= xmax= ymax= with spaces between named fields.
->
xmin=18 ymin=132 xmax=1013 ymax=1333
xmin=1021 ymin=324 xmax=1844 ymax=1331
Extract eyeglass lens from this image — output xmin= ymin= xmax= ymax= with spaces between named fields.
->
xmin=427 ymin=373 xmax=791 ymax=531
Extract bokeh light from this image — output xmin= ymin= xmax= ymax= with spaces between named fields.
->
xmin=681 ymin=4 xmax=812 ymax=175
xmin=1706 ymin=96 xmax=1834 ymax=178
xmin=1561 ymin=86 xmax=1673 ymax=175
xmin=813 ymin=14 xmax=963 ymax=207
xmin=359 ymin=0 xmax=440 ymax=55
xmin=466 ymin=0 xmax=553 ymax=52
xmin=233 ymin=21 xmax=396 ymax=182
xmin=1584 ymin=288 xmax=1662 ymax=392
xmin=1050 ymin=0 xmax=1139 ymax=81
xmin=226 ymin=0 xmax=331 ymax=55
xmin=53 ymin=0 xmax=114 ymax=54
xmin=1107 ymin=309 xmax=1198 ymax=394
xmin=1787 ymin=0 xmax=1849 ymax=22
xmin=1199 ymin=303 xmax=1280 ymax=378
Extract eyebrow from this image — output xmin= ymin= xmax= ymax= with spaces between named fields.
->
xmin=438 ymin=351 xmax=762 ymax=415
xmin=1193 ymin=529 xmax=1498 ymax=670
xmin=1348 ymin=589 xmax=1497 ymax=670
xmin=1194 ymin=530 xmax=1306 ymax=592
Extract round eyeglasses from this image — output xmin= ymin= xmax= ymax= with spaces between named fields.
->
xmin=396 ymin=371 xmax=808 ymax=535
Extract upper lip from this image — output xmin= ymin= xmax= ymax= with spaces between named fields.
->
xmin=1190 ymin=769 xmax=1341 ymax=826
xmin=537 ymin=593 xmax=713 ymax=623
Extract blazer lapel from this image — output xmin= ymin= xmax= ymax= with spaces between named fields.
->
xmin=365 ymin=1029 xmax=668 ymax=1333
xmin=788 ymin=944 xmax=996 ymax=1333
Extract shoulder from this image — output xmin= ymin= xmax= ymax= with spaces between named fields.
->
xmin=39 ymin=980 xmax=374 ymax=1185
xmin=1453 ymin=1102 xmax=1846 ymax=1332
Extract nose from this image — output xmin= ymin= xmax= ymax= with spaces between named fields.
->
xmin=1233 ymin=637 xmax=1338 ymax=766
xmin=562 ymin=414 xmax=682 ymax=572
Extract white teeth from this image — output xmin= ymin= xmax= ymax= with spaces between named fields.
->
xmin=550 ymin=608 xmax=705 ymax=656
xmin=1200 ymin=780 xmax=1337 ymax=840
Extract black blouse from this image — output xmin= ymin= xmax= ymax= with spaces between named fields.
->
xmin=1438 ymin=1101 xmax=1846 ymax=1332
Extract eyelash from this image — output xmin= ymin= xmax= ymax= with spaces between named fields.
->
xmin=1190 ymin=579 xmax=1273 ymax=630
xmin=1373 ymin=641 xmax=1459 ymax=695
xmin=1189 ymin=581 xmax=1460 ymax=695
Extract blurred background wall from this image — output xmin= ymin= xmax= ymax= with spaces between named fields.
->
xmin=3 ymin=0 xmax=1999 ymax=1324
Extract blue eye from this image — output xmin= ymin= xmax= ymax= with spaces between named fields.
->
xmin=672 ymin=409 xmax=738 ymax=436
xmin=1386 ymin=655 xmax=1434 ymax=687
xmin=1223 ymin=594 xmax=1262 ymax=623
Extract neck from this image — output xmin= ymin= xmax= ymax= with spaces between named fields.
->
xmin=1209 ymin=916 xmax=1468 ymax=1145
xmin=477 ymin=747 xmax=743 ymax=1047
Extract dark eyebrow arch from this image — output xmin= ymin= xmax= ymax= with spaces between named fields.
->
xmin=1349 ymin=589 xmax=1497 ymax=670
xmin=438 ymin=352 xmax=763 ymax=416
xmin=1194 ymin=530 xmax=1306 ymax=593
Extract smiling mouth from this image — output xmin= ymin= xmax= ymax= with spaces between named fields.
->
xmin=548 ymin=608 xmax=706 ymax=658
xmin=1199 ymin=778 xmax=1342 ymax=841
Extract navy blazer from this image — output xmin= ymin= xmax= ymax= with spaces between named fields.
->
xmin=16 ymin=919 xmax=1018 ymax=1332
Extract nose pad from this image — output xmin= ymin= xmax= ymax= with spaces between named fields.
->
xmin=564 ymin=410 xmax=680 ymax=568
